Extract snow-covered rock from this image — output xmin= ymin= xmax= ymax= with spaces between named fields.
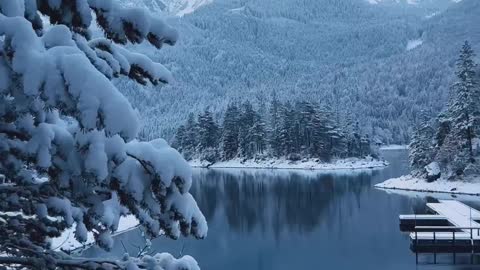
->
xmin=425 ymin=161 xmax=441 ymax=182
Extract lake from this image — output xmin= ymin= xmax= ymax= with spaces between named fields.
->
xmin=82 ymin=149 xmax=480 ymax=269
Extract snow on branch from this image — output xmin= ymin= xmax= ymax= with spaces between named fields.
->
xmin=89 ymin=0 xmax=178 ymax=48
xmin=0 ymin=2 xmax=206 ymax=270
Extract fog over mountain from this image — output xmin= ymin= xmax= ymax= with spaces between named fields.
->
xmin=117 ymin=0 xmax=480 ymax=144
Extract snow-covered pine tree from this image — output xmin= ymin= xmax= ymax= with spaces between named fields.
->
xmin=297 ymin=101 xmax=315 ymax=155
xmin=0 ymin=1 xmax=206 ymax=269
xmin=268 ymin=91 xmax=282 ymax=157
xmin=450 ymin=41 xmax=479 ymax=157
xmin=437 ymin=41 xmax=479 ymax=176
xmin=172 ymin=124 xmax=187 ymax=151
xmin=238 ymin=101 xmax=256 ymax=159
xmin=182 ymin=113 xmax=199 ymax=159
xmin=359 ymin=135 xmax=372 ymax=157
xmin=346 ymin=121 xmax=361 ymax=158
xmin=409 ymin=113 xmax=435 ymax=176
xmin=197 ymin=110 xmax=219 ymax=161
xmin=197 ymin=110 xmax=219 ymax=150
xmin=311 ymin=108 xmax=330 ymax=160
xmin=250 ymin=113 xmax=267 ymax=155
xmin=278 ymin=103 xmax=296 ymax=158
xmin=222 ymin=103 xmax=240 ymax=160
xmin=328 ymin=127 xmax=348 ymax=158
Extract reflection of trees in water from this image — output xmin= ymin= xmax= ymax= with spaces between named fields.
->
xmin=190 ymin=169 xmax=378 ymax=238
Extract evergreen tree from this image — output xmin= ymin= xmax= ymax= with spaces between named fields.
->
xmin=411 ymin=42 xmax=480 ymax=179
xmin=183 ymin=113 xmax=199 ymax=158
xmin=440 ymin=41 xmax=479 ymax=175
xmin=174 ymin=99 xmax=373 ymax=162
xmin=0 ymin=2 xmax=206 ymax=269
xmin=278 ymin=104 xmax=296 ymax=157
xmin=311 ymin=109 xmax=330 ymax=160
xmin=451 ymin=41 xmax=479 ymax=158
xmin=197 ymin=110 xmax=219 ymax=150
xmin=360 ymin=135 xmax=372 ymax=157
xmin=297 ymin=102 xmax=315 ymax=154
xmin=329 ymin=127 xmax=348 ymax=158
xmin=409 ymin=119 xmax=435 ymax=175
xmin=222 ymin=103 xmax=240 ymax=160
xmin=251 ymin=114 xmax=267 ymax=154
xmin=239 ymin=102 xmax=257 ymax=158
xmin=269 ymin=91 xmax=283 ymax=157
xmin=172 ymin=124 xmax=186 ymax=151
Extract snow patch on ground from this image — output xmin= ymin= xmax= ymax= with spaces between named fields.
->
xmin=51 ymin=215 xmax=139 ymax=252
xmin=375 ymin=175 xmax=480 ymax=196
xmin=190 ymin=157 xmax=388 ymax=171
xmin=228 ymin=6 xmax=246 ymax=14
xmin=406 ymin=39 xmax=423 ymax=51
xmin=425 ymin=11 xmax=440 ymax=19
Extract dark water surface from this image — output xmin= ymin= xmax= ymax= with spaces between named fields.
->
xmin=83 ymin=150 xmax=480 ymax=269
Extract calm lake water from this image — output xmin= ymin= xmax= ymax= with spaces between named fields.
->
xmin=83 ymin=150 xmax=480 ymax=269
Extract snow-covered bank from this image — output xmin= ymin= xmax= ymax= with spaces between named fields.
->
xmin=51 ymin=215 xmax=139 ymax=252
xmin=190 ymin=157 xmax=388 ymax=171
xmin=378 ymin=186 xmax=480 ymax=202
xmin=375 ymin=175 xmax=480 ymax=196
xmin=379 ymin=144 xmax=409 ymax=150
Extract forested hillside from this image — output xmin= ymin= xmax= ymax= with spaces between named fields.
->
xmin=117 ymin=0 xmax=480 ymax=145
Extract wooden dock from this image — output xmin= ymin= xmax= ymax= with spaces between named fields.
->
xmin=399 ymin=200 xmax=480 ymax=265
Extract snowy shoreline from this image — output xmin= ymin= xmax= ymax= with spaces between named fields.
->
xmin=189 ymin=157 xmax=389 ymax=171
xmin=379 ymin=144 xmax=408 ymax=150
xmin=375 ymin=175 xmax=480 ymax=196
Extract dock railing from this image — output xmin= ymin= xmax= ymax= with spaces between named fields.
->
xmin=413 ymin=226 xmax=480 ymax=265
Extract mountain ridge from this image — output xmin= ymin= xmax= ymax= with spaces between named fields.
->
xmin=117 ymin=0 xmax=480 ymax=144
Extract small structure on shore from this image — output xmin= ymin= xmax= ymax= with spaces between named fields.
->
xmin=399 ymin=200 xmax=480 ymax=265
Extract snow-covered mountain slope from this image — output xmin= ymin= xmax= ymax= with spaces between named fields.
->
xmin=167 ymin=0 xmax=213 ymax=16
xmin=119 ymin=0 xmax=213 ymax=16
xmin=118 ymin=0 xmax=480 ymax=144
xmin=366 ymin=0 xmax=461 ymax=5
xmin=117 ymin=0 xmax=166 ymax=11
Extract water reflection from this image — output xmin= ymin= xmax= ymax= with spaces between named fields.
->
xmin=83 ymin=150 xmax=480 ymax=270
xmin=190 ymin=169 xmax=376 ymax=238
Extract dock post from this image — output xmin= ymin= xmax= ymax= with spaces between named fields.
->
xmin=453 ymin=231 xmax=456 ymax=264
xmin=471 ymin=228 xmax=474 ymax=265
xmin=415 ymin=230 xmax=418 ymax=264
xmin=434 ymin=231 xmax=436 ymax=264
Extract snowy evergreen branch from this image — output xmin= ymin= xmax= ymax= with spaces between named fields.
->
xmin=0 ymin=0 xmax=206 ymax=269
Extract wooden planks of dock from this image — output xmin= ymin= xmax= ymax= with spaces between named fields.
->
xmin=399 ymin=200 xmax=480 ymax=264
